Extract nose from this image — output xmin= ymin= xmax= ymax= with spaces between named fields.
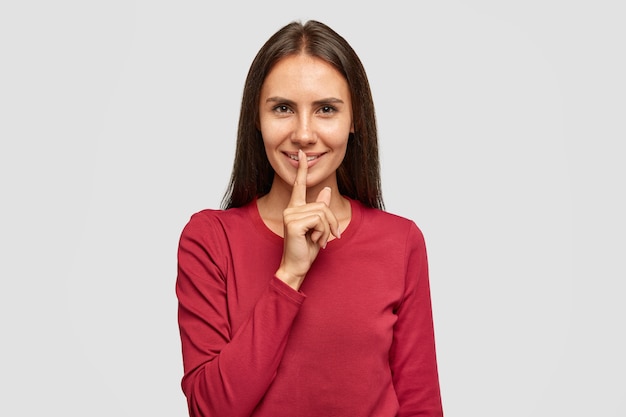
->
xmin=291 ymin=115 xmax=317 ymax=146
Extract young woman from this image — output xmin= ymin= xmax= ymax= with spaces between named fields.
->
xmin=176 ymin=20 xmax=444 ymax=417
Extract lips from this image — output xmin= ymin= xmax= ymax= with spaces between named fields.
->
xmin=285 ymin=152 xmax=325 ymax=162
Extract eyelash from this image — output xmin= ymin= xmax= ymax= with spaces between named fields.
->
xmin=273 ymin=105 xmax=291 ymax=113
xmin=271 ymin=105 xmax=337 ymax=114
xmin=319 ymin=105 xmax=337 ymax=114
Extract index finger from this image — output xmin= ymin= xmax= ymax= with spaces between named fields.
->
xmin=288 ymin=149 xmax=307 ymax=207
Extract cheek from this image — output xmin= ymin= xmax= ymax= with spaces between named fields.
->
xmin=260 ymin=120 xmax=287 ymax=147
xmin=318 ymin=121 xmax=352 ymax=143
xmin=259 ymin=130 xmax=283 ymax=169
xmin=261 ymin=139 xmax=280 ymax=170
xmin=326 ymin=126 xmax=351 ymax=151
xmin=260 ymin=130 xmax=277 ymax=152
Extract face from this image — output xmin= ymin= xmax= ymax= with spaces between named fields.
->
xmin=258 ymin=54 xmax=353 ymax=191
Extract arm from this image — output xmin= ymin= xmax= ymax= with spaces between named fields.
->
xmin=390 ymin=222 xmax=444 ymax=417
xmin=176 ymin=213 xmax=305 ymax=417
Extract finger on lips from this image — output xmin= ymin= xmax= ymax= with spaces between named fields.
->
xmin=285 ymin=149 xmax=340 ymax=246
xmin=288 ymin=149 xmax=308 ymax=208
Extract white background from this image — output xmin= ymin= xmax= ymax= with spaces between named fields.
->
xmin=1 ymin=1 xmax=624 ymax=416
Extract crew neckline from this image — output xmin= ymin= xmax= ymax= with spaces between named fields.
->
xmin=247 ymin=197 xmax=362 ymax=251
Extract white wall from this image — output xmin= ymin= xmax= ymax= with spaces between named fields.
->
xmin=1 ymin=1 xmax=624 ymax=415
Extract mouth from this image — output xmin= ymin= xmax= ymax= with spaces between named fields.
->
xmin=285 ymin=152 xmax=325 ymax=162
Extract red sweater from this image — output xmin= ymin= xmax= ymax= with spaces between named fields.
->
xmin=176 ymin=198 xmax=443 ymax=417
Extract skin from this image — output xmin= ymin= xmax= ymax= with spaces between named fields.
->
xmin=256 ymin=54 xmax=353 ymax=290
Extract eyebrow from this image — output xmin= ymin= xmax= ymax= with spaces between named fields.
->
xmin=265 ymin=96 xmax=345 ymax=106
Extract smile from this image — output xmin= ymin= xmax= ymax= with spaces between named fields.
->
xmin=287 ymin=153 xmax=323 ymax=162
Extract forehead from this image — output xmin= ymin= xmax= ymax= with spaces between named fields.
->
xmin=261 ymin=54 xmax=350 ymax=97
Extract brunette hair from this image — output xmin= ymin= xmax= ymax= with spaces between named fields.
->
xmin=221 ymin=20 xmax=384 ymax=210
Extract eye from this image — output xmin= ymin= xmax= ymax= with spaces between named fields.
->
xmin=272 ymin=104 xmax=292 ymax=114
xmin=319 ymin=105 xmax=337 ymax=114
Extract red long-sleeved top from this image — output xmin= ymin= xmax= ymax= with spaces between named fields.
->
xmin=176 ymin=198 xmax=443 ymax=416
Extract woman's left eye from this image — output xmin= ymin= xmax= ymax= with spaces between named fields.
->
xmin=319 ymin=105 xmax=336 ymax=114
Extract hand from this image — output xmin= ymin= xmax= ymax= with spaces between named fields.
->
xmin=275 ymin=150 xmax=341 ymax=290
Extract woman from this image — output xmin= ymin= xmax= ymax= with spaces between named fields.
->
xmin=176 ymin=20 xmax=444 ymax=417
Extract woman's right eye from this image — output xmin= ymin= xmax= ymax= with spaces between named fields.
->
xmin=273 ymin=105 xmax=291 ymax=113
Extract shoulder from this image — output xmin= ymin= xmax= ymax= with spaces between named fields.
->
xmin=187 ymin=207 xmax=236 ymax=225
xmin=179 ymin=205 xmax=252 ymax=244
xmin=183 ymin=208 xmax=228 ymax=232
xmin=357 ymin=201 xmax=425 ymax=241
xmin=187 ymin=204 xmax=251 ymax=226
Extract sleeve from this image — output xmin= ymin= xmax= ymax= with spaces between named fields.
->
xmin=175 ymin=213 xmax=306 ymax=417
xmin=390 ymin=222 xmax=444 ymax=417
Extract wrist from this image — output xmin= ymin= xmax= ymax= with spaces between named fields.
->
xmin=275 ymin=267 xmax=305 ymax=290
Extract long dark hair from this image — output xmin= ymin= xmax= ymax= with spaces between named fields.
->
xmin=221 ymin=20 xmax=384 ymax=210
